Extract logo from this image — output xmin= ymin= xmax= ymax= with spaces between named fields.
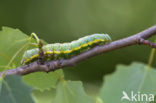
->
xmin=121 ymin=91 xmax=154 ymax=102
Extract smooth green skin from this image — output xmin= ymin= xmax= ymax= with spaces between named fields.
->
xmin=23 ymin=34 xmax=111 ymax=64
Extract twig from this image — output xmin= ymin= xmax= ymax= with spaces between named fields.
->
xmin=1 ymin=25 xmax=156 ymax=76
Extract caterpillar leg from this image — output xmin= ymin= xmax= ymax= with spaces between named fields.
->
xmin=29 ymin=33 xmax=44 ymax=64
xmin=37 ymin=40 xmax=44 ymax=64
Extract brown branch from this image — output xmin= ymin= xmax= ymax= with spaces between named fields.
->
xmin=1 ymin=25 xmax=156 ymax=76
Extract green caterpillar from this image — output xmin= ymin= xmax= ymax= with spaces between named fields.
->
xmin=22 ymin=34 xmax=111 ymax=64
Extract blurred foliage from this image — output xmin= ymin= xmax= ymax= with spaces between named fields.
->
xmin=23 ymin=70 xmax=64 ymax=91
xmin=99 ymin=62 xmax=156 ymax=103
xmin=33 ymin=89 xmax=56 ymax=103
xmin=1 ymin=62 xmax=156 ymax=103
xmin=0 ymin=75 xmax=35 ymax=103
xmin=53 ymin=81 xmax=95 ymax=103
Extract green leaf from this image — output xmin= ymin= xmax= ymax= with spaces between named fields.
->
xmin=99 ymin=62 xmax=156 ymax=103
xmin=0 ymin=27 xmax=28 ymax=70
xmin=53 ymin=80 xmax=95 ymax=103
xmin=33 ymin=89 xmax=56 ymax=103
xmin=0 ymin=27 xmax=64 ymax=90
xmin=0 ymin=75 xmax=35 ymax=103
xmin=23 ymin=70 xmax=64 ymax=91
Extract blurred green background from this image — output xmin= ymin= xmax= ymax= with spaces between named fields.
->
xmin=0 ymin=0 xmax=156 ymax=84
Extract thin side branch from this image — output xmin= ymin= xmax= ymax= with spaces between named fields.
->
xmin=1 ymin=25 xmax=156 ymax=76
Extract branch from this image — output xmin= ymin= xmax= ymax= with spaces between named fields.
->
xmin=1 ymin=25 xmax=156 ymax=76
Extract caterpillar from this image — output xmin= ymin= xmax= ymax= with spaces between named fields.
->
xmin=22 ymin=34 xmax=111 ymax=64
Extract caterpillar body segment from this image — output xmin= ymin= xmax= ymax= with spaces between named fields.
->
xmin=22 ymin=34 xmax=111 ymax=64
